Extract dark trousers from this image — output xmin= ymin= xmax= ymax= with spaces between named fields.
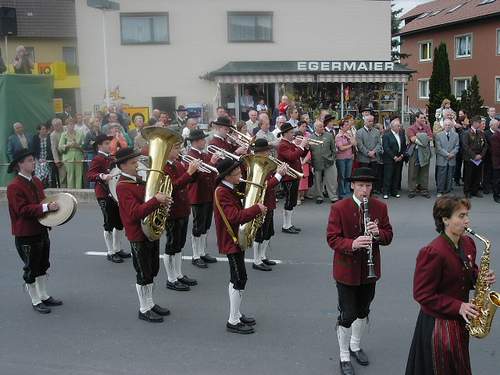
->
xmin=165 ymin=217 xmax=189 ymax=255
xmin=191 ymin=202 xmax=213 ymax=237
xmin=130 ymin=240 xmax=160 ymax=285
xmin=255 ymin=210 xmax=274 ymax=243
xmin=360 ymin=162 xmax=381 ymax=192
xmin=493 ymin=168 xmax=500 ymax=199
xmin=336 ymin=282 xmax=376 ymax=328
xmin=463 ymin=160 xmax=483 ymax=195
xmin=283 ymin=180 xmax=299 ymax=210
xmin=382 ymin=160 xmax=402 ymax=195
xmin=227 ymin=251 xmax=247 ymax=290
xmin=97 ymin=197 xmax=123 ymax=231
xmin=454 ymin=149 xmax=463 ymax=183
xmin=15 ymin=232 xmax=50 ymax=284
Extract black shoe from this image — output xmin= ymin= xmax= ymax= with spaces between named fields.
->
xmin=483 ymin=189 xmax=491 ymax=194
xmin=316 ymin=198 xmax=323 ymax=204
xmin=152 ymin=304 xmax=170 ymax=316
xmin=33 ymin=303 xmax=51 ymax=314
xmin=177 ymin=275 xmax=198 ymax=286
xmin=494 ymin=197 xmax=500 ymax=203
xmin=240 ymin=314 xmax=256 ymax=326
xmin=201 ymin=254 xmax=217 ymax=263
xmin=262 ymin=258 xmax=276 ymax=266
xmin=138 ymin=309 xmax=164 ymax=323
xmin=291 ymin=225 xmax=301 ymax=232
xmin=192 ymin=258 xmax=208 ymax=268
xmin=422 ymin=192 xmax=431 ymax=199
xmin=226 ymin=321 xmax=254 ymax=334
xmin=339 ymin=361 xmax=355 ymax=375
xmin=282 ymin=227 xmax=299 ymax=234
xmin=116 ymin=249 xmax=131 ymax=258
xmin=167 ymin=280 xmax=190 ymax=291
xmin=252 ymin=263 xmax=272 ymax=271
xmin=350 ymin=348 xmax=369 ymax=366
xmin=408 ymin=192 xmax=416 ymax=198
xmin=474 ymin=192 xmax=484 ymax=198
xmin=42 ymin=296 xmax=63 ymax=306
xmin=107 ymin=253 xmax=124 ymax=263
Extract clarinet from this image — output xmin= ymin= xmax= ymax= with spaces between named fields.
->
xmin=362 ymin=197 xmax=377 ymax=279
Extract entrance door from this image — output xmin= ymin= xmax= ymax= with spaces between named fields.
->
xmin=151 ymin=96 xmax=176 ymax=118
xmin=238 ymin=83 xmax=275 ymax=120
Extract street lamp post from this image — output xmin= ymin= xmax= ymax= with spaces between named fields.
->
xmin=87 ymin=0 xmax=120 ymax=109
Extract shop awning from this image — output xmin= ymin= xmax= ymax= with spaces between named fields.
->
xmin=204 ymin=61 xmax=414 ymax=84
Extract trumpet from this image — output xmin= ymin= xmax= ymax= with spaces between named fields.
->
xmin=207 ymin=145 xmax=241 ymax=161
xmin=228 ymin=128 xmax=254 ymax=148
xmin=295 ymin=135 xmax=323 ymax=145
xmin=268 ymin=155 xmax=304 ymax=179
xmin=181 ymin=154 xmax=218 ymax=174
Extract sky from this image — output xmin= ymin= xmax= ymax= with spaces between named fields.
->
xmin=392 ymin=0 xmax=431 ymax=13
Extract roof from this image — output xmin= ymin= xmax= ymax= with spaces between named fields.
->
xmin=398 ymin=0 xmax=500 ymax=36
xmin=0 ymin=0 xmax=76 ymax=38
xmin=205 ymin=61 xmax=414 ymax=78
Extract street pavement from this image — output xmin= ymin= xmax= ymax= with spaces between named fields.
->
xmin=1 ymin=190 xmax=499 ymax=375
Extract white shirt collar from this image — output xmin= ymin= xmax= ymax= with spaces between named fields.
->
xmin=213 ymin=134 xmax=226 ymax=141
xmin=222 ymin=180 xmax=234 ymax=189
xmin=167 ymin=160 xmax=174 ymax=165
xmin=98 ymin=151 xmax=109 ymax=157
xmin=391 ymin=129 xmax=399 ymax=137
xmin=18 ymin=172 xmax=32 ymax=181
xmin=352 ymin=194 xmax=362 ymax=208
xmin=120 ymin=172 xmax=137 ymax=182
xmin=191 ymin=147 xmax=202 ymax=154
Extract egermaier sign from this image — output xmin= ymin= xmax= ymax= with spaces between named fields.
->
xmin=296 ymin=61 xmax=395 ymax=72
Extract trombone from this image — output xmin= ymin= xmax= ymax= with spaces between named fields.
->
xmin=295 ymin=135 xmax=323 ymax=145
xmin=207 ymin=145 xmax=241 ymax=161
xmin=181 ymin=154 xmax=218 ymax=174
xmin=268 ymin=155 xmax=304 ymax=180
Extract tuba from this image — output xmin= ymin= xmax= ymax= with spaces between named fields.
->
xmin=140 ymin=126 xmax=183 ymax=241
xmin=465 ymin=227 xmax=500 ymax=338
xmin=238 ymin=154 xmax=277 ymax=249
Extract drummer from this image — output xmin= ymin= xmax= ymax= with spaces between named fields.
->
xmin=87 ymin=134 xmax=131 ymax=263
xmin=6 ymin=149 xmax=63 ymax=314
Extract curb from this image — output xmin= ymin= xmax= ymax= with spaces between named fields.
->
xmin=0 ymin=187 xmax=97 ymax=203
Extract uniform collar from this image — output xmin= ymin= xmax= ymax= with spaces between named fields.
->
xmin=98 ymin=151 xmax=109 ymax=157
xmin=18 ymin=172 xmax=33 ymax=181
xmin=120 ymin=172 xmax=137 ymax=182
xmin=352 ymin=194 xmax=362 ymax=208
xmin=214 ymin=134 xmax=226 ymax=141
xmin=191 ymin=147 xmax=202 ymax=154
xmin=222 ymin=180 xmax=235 ymax=189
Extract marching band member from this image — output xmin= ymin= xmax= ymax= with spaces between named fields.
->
xmin=277 ymin=122 xmax=309 ymax=234
xmin=163 ymin=142 xmax=200 ymax=291
xmin=326 ymin=167 xmax=393 ymax=375
xmin=86 ymin=134 xmax=131 ymax=263
xmin=213 ymin=158 xmax=267 ymax=334
xmin=209 ymin=116 xmax=247 ymax=155
xmin=115 ymin=147 xmax=172 ymax=323
xmin=251 ymin=139 xmax=287 ymax=271
xmin=405 ymin=196 xmax=495 ymax=375
xmin=7 ymin=149 xmax=63 ymax=314
xmin=187 ymin=129 xmax=218 ymax=268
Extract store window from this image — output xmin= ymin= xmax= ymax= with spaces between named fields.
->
xmin=454 ymin=77 xmax=471 ymax=99
xmin=419 ymin=41 xmax=432 ymax=61
xmin=120 ymin=13 xmax=169 ymax=45
xmin=228 ymin=12 xmax=273 ymax=42
xmin=418 ymin=79 xmax=430 ymax=99
xmin=496 ymin=77 xmax=500 ymax=102
xmin=455 ymin=34 xmax=472 ymax=58
xmin=62 ymin=47 xmax=78 ymax=74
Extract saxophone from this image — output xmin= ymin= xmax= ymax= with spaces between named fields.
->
xmin=237 ymin=154 xmax=277 ymax=250
xmin=466 ymin=227 xmax=500 ymax=338
xmin=140 ymin=126 xmax=183 ymax=241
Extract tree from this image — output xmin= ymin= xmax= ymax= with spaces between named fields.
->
xmin=391 ymin=5 xmax=409 ymax=62
xmin=428 ymin=43 xmax=458 ymax=124
xmin=459 ymin=75 xmax=485 ymax=116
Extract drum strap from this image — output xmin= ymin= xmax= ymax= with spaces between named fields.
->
xmin=214 ymin=187 xmax=238 ymax=245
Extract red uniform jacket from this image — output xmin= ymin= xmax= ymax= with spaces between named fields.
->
xmin=414 ymin=235 xmax=478 ymax=320
xmin=210 ymin=135 xmax=238 ymax=153
xmin=187 ymin=148 xmax=216 ymax=204
xmin=263 ymin=173 xmax=280 ymax=210
xmin=116 ymin=175 xmax=161 ymax=242
xmin=164 ymin=159 xmax=195 ymax=219
xmin=86 ymin=152 xmax=112 ymax=199
xmin=277 ymin=139 xmax=308 ymax=182
xmin=326 ymin=197 xmax=393 ymax=286
xmin=7 ymin=175 xmax=48 ymax=237
xmin=213 ymin=183 xmax=261 ymax=255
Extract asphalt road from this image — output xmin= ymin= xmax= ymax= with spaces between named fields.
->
xmin=1 ymin=191 xmax=499 ymax=375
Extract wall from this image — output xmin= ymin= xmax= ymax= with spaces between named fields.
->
xmin=75 ymin=0 xmax=392 ymax=112
xmin=401 ymin=17 xmax=500 ymax=111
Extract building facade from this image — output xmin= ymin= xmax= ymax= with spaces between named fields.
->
xmin=0 ymin=0 xmax=80 ymax=112
xmin=399 ymin=0 xmax=500 ymax=112
xmin=76 ymin=0 xmax=410 ymax=123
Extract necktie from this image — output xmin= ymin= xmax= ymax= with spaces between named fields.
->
xmin=446 ymin=133 xmax=450 ymax=141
